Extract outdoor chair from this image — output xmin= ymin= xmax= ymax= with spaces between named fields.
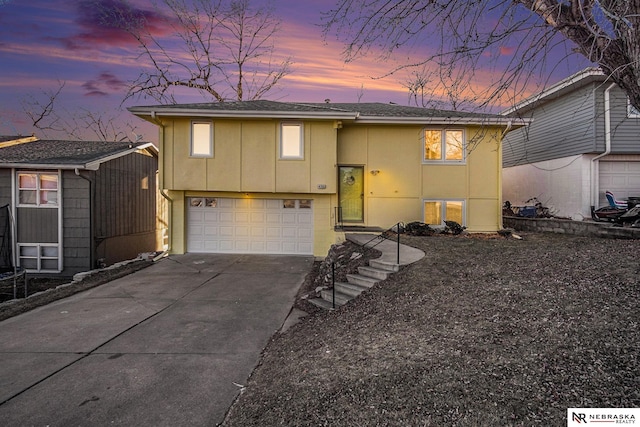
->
xmin=605 ymin=191 xmax=628 ymax=209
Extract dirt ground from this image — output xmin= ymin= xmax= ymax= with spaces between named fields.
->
xmin=222 ymin=232 xmax=640 ymax=427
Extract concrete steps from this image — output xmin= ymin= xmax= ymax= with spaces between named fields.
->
xmin=309 ymin=261 xmax=398 ymax=310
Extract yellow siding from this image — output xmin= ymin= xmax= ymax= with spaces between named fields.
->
xmin=164 ymin=119 xmax=337 ymax=195
xmin=310 ymin=123 xmax=338 ymax=193
xmin=241 ymin=121 xmax=276 ymax=192
xmin=207 ymin=121 xmax=242 ymax=191
xmin=337 ymin=123 xmax=503 ymax=232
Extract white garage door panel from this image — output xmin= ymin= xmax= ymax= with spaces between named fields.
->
xmin=599 ymin=161 xmax=640 ymax=206
xmin=187 ymin=197 xmax=314 ymax=254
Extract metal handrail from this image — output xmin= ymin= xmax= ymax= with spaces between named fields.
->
xmin=330 ymin=222 xmax=403 ymax=308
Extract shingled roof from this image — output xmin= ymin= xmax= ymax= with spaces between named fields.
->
xmin=0 ymin=138 xmax=157 ymax=170
xmin=129 ymin=100 xmax=526 ymax=127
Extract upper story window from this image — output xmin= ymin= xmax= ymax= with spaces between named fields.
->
xmin=17 ymin=172 xmax=59 ymax=207
xmin=424 ymin=129 xmax=465 ymax=162
xmin=280 ymin=122 xmax=304 ymax=159
xmin=628 ymin=98 xmax=640 ymax=118
xmin=191 ymin=121 xmax=213 ymax=157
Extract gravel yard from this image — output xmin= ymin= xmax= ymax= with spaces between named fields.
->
xmin=222 ymin=232 xmax=639 ymax=426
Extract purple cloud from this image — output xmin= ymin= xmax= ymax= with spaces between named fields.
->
xmin=82 ymin=72 xmax=127 ymax=96
xmin=62 ymin=0 xmax=169 ymax=50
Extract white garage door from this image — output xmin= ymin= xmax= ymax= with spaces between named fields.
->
xmin=599 ymin=161 xmax=640 ymax=206
xmin=187 ymin=197 xmax=313 ymax=254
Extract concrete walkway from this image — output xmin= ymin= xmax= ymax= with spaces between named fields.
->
xmin=0 ymin=253 xmax=313 ymax=426
xmin=346 ymin=233 xmax=426 ymax=266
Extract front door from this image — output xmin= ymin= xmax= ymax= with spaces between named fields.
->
xmin=338 ymin=166 xmax=364 ymax=222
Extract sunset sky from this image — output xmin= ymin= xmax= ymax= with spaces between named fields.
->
xmin=0 ymin=0 xmax=591 ymax=142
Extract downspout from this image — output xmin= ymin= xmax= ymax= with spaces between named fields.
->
xmin=500 ymin=120 xmax=513 ymax=229
xmin=75 ymin=168 xmax=96 ymax=269
xmin=152 ymin=111 xmax=173 ymax=253
xmin=590 ymin=83 xmax=616 ymax=211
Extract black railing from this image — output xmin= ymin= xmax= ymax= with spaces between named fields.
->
xmin=334 ymin=206 xmax=343 ymax=230
xmin=329 ymin=222 xmax=403 ymax=309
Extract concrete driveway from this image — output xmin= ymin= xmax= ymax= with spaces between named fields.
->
xmin=0 ymin=253 xmax=313 ymax=426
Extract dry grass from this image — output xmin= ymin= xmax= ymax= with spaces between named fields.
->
xmin=223 ymin=232 xmax=640 ymax=427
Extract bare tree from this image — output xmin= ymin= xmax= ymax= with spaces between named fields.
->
xmin=23 ymin=82 xmax=139 ymax=142
xmin=323 ymin=1 xmax=640 ymax=111
xmin=100 ymin=0 xmax=291 ymax=103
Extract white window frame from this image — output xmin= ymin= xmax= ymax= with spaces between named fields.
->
xmin=191 ymin=121 xmax=213 ymax=157
xmin=18 ymin=243 xmax=61 ymax=273
xmin=628 ymin=98 xmax=640 ymax=118
xmin=280 ymin=122 xmax=304 ymax=160
xmin=423 ymin=199 xmax=466 ymax=226
xmin=16 ymin=171 xmax=59 ymax=207
xmin=423 ymin=128 xmax=466 ymax=163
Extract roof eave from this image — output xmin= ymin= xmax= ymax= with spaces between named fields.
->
xmin=354 ymin=116 xmax=529 ymax=127
xmin=128 ymin=107 xmax=357 ymax=120
xmin=0 ymin=143 xmax=158 ymax=171
xmin=501 ymin=67 xmax=605 ymax=115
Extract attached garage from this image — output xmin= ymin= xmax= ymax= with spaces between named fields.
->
xmin=598 ymin=160 xmax=640 ymax=206
xmin=187 ymin=197 xmax=313 ymax=254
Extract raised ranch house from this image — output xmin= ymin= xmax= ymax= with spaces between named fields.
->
xmin=501 ymin=68 xmax=640 ymax=219
xmin=129 ymin=101 xmax=526 ymax=257
xmin=0 ymin=136 xmax=163 ymax=276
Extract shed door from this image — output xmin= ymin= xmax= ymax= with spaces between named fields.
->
xmin=187 ymin=197 xmax=313 ymax=254
xmin=599 ymin=161 xmax=640 ymax=206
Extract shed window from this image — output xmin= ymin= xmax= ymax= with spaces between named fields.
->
xmin=424 ymin=200 xmax=465 ymax=226
xmin=19 ymin=244 xmax=60 ymax=272
xmin=424 ymin=129 xmax=465 ymax=162
xmin=17 ymin=172 xmax=58 ymax=207
xmin=280 ymin=123 xmax=303 ymax=159
xmin=191 ymin=121 xmax=213 ymax=157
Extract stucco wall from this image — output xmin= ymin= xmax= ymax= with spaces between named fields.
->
xmin=502 ymin=154 xmax=593 ymax=220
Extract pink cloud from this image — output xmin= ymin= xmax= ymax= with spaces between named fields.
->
xmin=499 ymin=46 xmax=515 ymax=56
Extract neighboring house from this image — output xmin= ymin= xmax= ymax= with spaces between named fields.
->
xmin=0 ymin=136 xmax=163 ymax=276
xmin=128 ymin=101 xmax=525 ymax=257
xmin=501 ymin=68 xmax=640 ymax=219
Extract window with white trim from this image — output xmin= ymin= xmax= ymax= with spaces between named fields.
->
xmin=19 ymin=244 xmax=60 ymax=272
xmin=423 ymin=200 xmax=465 ymax=226
xmin=628 ymin=98 xmax=640 ymax=118
xmin=280 ymin=122 xmax=304 ymax=159
xmin=17 ymin=172 xmax=59 ymax=207
xmin=424 ymin=129 xmax=465 ymax=162
xmin=191 ymin=121 xmax=213 ymax=157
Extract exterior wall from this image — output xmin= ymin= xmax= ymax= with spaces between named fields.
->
xmin=338 ymin=124 xmax=504 ymax=232
xmin=62 ymin=171 xmax=91 ymax=276
xmin=93 ymin=151 xmax=160 ymax=266
xmin=162 ymin=118 xmax=337 ymax=195
xmin=503 ymin=83 xmax=597 ymax=167
xmin=0 ymin=168 xmax=10 ymax=206
xmin=594 ymin=85 xmax=640 ymax=153
xmin=502 ymin=155 xmax=593 ymax=219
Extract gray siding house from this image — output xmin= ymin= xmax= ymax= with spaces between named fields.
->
xmin=0 ymin=136 xmax=162 ymax=277
xmin=502 ymin=68 xmax=640 ymax=219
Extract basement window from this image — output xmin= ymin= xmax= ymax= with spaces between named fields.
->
xmin=423 ymin=200 xmax=465 ymax=226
